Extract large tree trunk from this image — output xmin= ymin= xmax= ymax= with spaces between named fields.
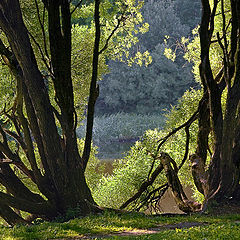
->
xmin=196 ymin=0 xmax=240 ymax=206
xmin=0 ymin=0 xmax=97 ymax=225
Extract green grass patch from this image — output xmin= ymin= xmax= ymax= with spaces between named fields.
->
xmin=1 ymin=211 xmax=240 ymax=239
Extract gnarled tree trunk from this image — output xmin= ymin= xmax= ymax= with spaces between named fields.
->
xmin=194 ymin=0 xmax=240 ymax=205
xmin=0 ymin=0 xmax=101 ymax=225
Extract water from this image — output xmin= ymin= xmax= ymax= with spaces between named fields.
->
xmin=96 ymin=139 xmax=137 ymax=160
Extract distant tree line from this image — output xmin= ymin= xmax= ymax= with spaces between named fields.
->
xmin=96 ymin=0 xmax=201 ymax=114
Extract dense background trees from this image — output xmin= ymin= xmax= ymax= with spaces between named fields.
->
xmin=96 ymin=0 xmax=201 ymax=114
xmin=90 ymin=0 xmax=240 ymax=214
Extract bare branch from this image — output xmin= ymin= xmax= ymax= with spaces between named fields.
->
xmin=135 ymin=184 xmax=168 ymax=212
xmin=34 ymin=0 xmax=50 ymax=61
xmin=0 ymin=142 xmax=35 ymax=181
xmin=3 ymin=128 xmax=27 ymax=151
xmin=156 ymin=110 xmax=199 ymax=153
xmin=178 ymin=125 xmax=190 ymax=170
xmin=120 ymin=163 xmax=164 ymax=209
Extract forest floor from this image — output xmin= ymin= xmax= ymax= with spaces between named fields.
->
xmin=72 ymin=221 xmax=208 ymax=239
xmin=1 ymin=210 xmax=240 ymax=240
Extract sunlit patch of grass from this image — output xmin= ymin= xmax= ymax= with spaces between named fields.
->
xmin=112 ymin=222 xmax=240 ymax=240
xmin=0 ymin=211 xmax=240 ymax=239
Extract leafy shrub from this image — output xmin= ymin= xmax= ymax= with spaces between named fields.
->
xmin=92 ymin=89 xmax=204 ymax=209
xmin=77 ymin=139 xmax=104 ymax=193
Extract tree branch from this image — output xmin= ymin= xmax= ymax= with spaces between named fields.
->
xmin=0 ymin=158 xmax=44 ymax=203
xmin=99 ymin=14 xmax=125 ymax=55
xmin=0 ymin=142 xmax=35 ymax=181
xmin=120 ymin=163 xmax=164 ymax=209
xmin=0 ymin=191 xmax=56 ymax=216
xmin=135 ymin=184 xmax=168 ymax=212
xmin=28 ymin=31 xmax=53 ymax=77
xmin=70 ymin=0 xmax=83 ymax=15
xmin=82 ymin=0 xmax=101 ymax=171
xmin=160 ymin=152 xmax=201 ymax=213
xmin=0 ymin=201 xmax=28 ymax=226
xmin=156 ymin=110 xmax=199 ymax=153
xmin=34 ymin=0 xmax=50 ymax=61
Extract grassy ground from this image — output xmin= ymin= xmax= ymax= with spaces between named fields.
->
xmin=1 ymin=211 xmax=240 ymax=239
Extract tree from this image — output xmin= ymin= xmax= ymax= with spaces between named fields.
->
xmin=118 ymin=0 xmax=240 ymax=213
xmin=96 ymin=0 xmax=198 ymax=114
xmin=195 ymin=0 xmax=240 ymax=206
xmin=0 ymin=0 xmax=146 ymax=225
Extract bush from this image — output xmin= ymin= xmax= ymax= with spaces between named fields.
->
xmin=92 ymin=89 xmax=205 ymax=209
xmin=77 ymin=139 xmax=104 ymax=193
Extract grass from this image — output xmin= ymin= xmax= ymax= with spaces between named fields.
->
xmin=77 ymin=113 xmax=165 ymax=159
xmin=1 ymin=211 xmax=240 ymax=239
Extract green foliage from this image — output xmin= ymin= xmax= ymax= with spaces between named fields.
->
xmin=0 ymin=0 xmax=150 ymax=119
xmin=78 ymin=139 xmax=103 ymax=193
xmin=70 ymin=0 xmax=151 ymax=118
xmin=93 ymin=89 xmax=204 ymax=208
xmin=0 ymin=64 xmax=15 ymax=108
xmin=97 ymin=0 xmax=199 ymax=114
xmin=99 ymin=44 xmax=194 ymax=114
xmin=174 ymin=0 xmax=201 ymax=29
xmin=77 ymin=113 xmax=165 ymax=144
xmin=93 ymin=146 xmax=160 ymax=208
xmin=71 ymin=24 xmax=108 ymax=119
xmin=183 ymin=0 xmax=231 ymax=83
xmin=77 ymin=113 xmax=165 ymax=159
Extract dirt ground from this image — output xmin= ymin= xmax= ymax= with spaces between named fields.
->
xmin=57 ymin=221 xmax=208 ymax=239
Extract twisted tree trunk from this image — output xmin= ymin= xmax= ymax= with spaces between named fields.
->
xmin=196 ymin=0 xmax=240 ymax=205
xmin=0 ymin=0 xmax=101 ymax=225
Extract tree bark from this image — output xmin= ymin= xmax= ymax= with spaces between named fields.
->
xmin=0 ymin=0 xmax=97 ymax=224
xmin=198 ymin=0 xmax=240 ymax=205
xmin=82 ymin=0 xmax=101 ymax=171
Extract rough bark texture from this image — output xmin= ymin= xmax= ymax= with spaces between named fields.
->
xmin=0 ymin=0 xmax=97 ymax=225
xmin=198 ymin=0 xmax=240 ymax=204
